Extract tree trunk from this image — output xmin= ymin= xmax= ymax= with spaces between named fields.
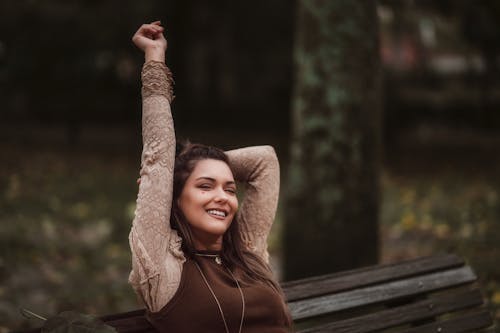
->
xmin=284 ymin=0 xmax=382 ymax=280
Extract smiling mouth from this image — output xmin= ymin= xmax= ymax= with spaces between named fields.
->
xmin=206 ymin=209 xmax=228 ymax=218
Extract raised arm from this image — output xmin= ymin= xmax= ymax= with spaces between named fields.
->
xmin=226 ymin=146 xmax=280 ymax=263
xmin=128 ymin=22 xmax=184 ymax=312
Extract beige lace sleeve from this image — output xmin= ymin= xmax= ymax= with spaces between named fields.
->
xmin=226 ymin=146 xmax=280 ymax=263
xmin=128 ymin=61 xmax=185 ymax=313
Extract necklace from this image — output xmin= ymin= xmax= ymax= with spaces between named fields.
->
xmin=195 ymin=252 xmax=223 ymax=265
xmin=194 ymin=260 xmax=245 ymax=333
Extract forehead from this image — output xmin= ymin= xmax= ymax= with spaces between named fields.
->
xmin=189 ymin=159 xmax=234 ymax=181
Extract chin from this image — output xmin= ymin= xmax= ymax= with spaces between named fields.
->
xmin=203 ymin=218 xmax=233 ymax=236
xmin=207 ymin=223 xmax=231 ymax=236
xmin=188 ymin=216 xmax=235 ymax=242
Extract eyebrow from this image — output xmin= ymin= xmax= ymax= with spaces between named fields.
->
xmin=195 ymin=177 xmax=236 ymax=185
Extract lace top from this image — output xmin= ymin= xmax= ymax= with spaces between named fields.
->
xmin=128 ymin=61 xmax=280 ymax=312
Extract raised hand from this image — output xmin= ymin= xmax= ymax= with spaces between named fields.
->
xmin=132 ymin=21 xmax=167 ymax=62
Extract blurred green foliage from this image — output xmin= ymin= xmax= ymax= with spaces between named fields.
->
xmin=0 ymin=147 xmax=140 ymax=332
xmin=381 ymin=168 xmax=500 ymax=322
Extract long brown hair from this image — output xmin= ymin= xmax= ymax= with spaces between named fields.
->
xmin=170 ymin=141 xmax=292 ymax=328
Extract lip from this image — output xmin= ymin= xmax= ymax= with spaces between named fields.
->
xmin=206 ymin=208 xmax=229 ymax=220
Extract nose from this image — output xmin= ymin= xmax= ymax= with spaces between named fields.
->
xmin=213 ymin=187 xmax=229 ymax=202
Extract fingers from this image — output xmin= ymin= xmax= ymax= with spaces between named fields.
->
xmin=143 ymin=26 xmax=162 ymax=36
xmin=137 ymin=177 xmax=141 ymax=185
xmin=145 ymin=24 xmax=165 ymax=39
xmin=148 ymin=23 xmax=164 ymax=32
xmin=136 ymin=22 xmax=164 ymax=36
xmin=147 ymin=21 xmax=164 ymax=33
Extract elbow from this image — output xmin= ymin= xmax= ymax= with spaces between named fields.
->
xmin=252 ymin=146 xmax=280 ymax=179
xmin=261 ymin=145 xmax=279 ymax=168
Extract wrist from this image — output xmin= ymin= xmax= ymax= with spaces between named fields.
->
xmin=145 ymin=46 xmax=166 ymax=63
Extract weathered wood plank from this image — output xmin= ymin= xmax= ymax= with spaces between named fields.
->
xmin=283 ymin=254 xmax=465 ymax=301
xmin=297 ymin=289 xmax=484 ymax=333
xmin=399 ymin=310 xmax=493 ymax=333
xmin=100 ymin=309 xmax=146 ymax=321
xmin=289 ymin=266 xmax=476 ymax=320
xmin=100 ymin=309 xmax=153 ymax=333
xmin=104 ymin=315 xmax=153 ymax=333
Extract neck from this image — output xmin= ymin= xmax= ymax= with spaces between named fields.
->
xmin=192 ymin=234 xmax=223 ymax=251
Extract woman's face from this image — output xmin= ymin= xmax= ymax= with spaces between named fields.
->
xmin=178 ymin=159 xmax=238 ymax=250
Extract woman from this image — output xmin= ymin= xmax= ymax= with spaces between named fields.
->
xmin=129 ymin=21 xmax=292 ymax=332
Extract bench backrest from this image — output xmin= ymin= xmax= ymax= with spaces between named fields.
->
xmin=284 ymin=254 xmax=495 ymax=332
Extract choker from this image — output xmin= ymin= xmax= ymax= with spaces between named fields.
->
xmin=195 ymin=252 xmax=222 ymax=265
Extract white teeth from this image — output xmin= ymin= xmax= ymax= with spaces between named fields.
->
xmin=207 ymin=209 xmax=226 ymax=217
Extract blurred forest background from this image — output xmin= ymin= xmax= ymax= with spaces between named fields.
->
xmin=1 ymin=0 xmax=500 ymax=331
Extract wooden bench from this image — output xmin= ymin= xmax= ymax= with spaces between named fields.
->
xmin=19 ymin=254 xmax=497 ymax=332
xmin=283 ymin=253 xmax=496 ymax=332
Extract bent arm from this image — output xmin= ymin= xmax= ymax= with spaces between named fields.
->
xmin=128 ymin=61 xmax=184 ymax=312
xmin=226 ymin=146 xmax=280 ymax=263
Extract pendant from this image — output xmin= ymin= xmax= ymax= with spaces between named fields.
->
xmin=215 ymin=256 xmax=222 ymax=265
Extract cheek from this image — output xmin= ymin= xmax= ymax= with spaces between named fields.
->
xmin=179 ymin=193 xmax=211 ymax=219
xmin=178 ymin=195 xmax=196 ymax=216
xmin=231 ymin=198 xmax=239 ymax=212
xmin=181 ymin=191 xmax=205 ymax=205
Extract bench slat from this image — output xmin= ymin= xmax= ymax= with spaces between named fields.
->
xmin=289 ymin=266 xmax=476 ymax=320
xmin=100 ymin=309 xmax=146 ymax=321
xmin=399 ymin=310 xmax=493 ymax=333
xmin=297 ymin=289 xmax=484 ymax=333
xmin=283 ymin=254 xmax=464 ymax=301
xmin=99 ymin=309 xmax=152 ymax=333
xmin=105 ymin=316 xmax=153 ymax=333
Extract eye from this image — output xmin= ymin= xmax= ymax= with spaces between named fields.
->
xmin=225 ymin=187 xmax=237 ymax=194
xmin=198 ymin=183 xmax=212 ymax=190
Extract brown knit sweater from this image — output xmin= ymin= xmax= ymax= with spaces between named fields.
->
xmin=147 ymin=253 xmax=289 ymax=332
xmin=128 ymin=61 xmax=289 ymax=331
